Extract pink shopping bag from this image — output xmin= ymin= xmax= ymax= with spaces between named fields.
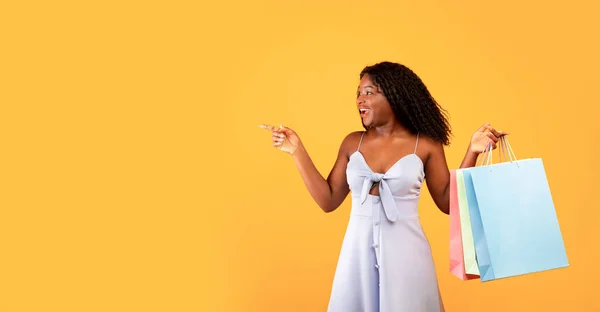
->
xmin=449 ymin=169 xmax=479 ymax=280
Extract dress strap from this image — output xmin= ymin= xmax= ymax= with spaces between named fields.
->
xmin=357 ymin=131 xmax=366 ymax=152
xmin=413 ymin=133 xmax=420 ymax=154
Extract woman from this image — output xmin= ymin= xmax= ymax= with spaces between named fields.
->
xmin=260 ymin=61 xmax=507 ymax=312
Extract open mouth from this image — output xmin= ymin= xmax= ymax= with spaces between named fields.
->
xmin=359 ymin=108 xmax=371 ymax=118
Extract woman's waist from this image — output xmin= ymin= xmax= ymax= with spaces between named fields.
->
xmin=350 ymin=194 xmax=420 ymax=220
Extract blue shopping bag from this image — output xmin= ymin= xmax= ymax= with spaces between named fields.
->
xmin=460 ymin=169 xmax=494 ymax=281
xmin=466 ymin=137 xmax=569 ymax=281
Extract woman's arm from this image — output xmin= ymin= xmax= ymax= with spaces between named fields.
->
xmin=264 ymin=124 xmax=360 ymax=213
xmin=290 ymin=135 xmax=354 ymax=212
xmin=424 ymin=123 xmax=507 ymax=214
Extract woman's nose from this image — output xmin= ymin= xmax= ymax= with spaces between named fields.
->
xmin=356 ymin=95 xmax=365 ymax=105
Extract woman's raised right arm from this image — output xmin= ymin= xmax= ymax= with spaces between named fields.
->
xmin=261 ymin=124 xmax=358 ymax=213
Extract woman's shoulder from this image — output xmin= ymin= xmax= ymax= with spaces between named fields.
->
xmin=414 ymin=132 xmax=446 ymax=162
xmin=338 ymin=130 xmax=365 ymax=155
xmin=415 ymin=132 xmax=444 ymax=147
xmin=343 ymin=130 xmax=365 ymax=144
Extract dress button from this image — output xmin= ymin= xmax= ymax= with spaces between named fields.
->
xmin=373 ymin=197 xmax=380 ymax=204
xmin=374 ymin=221 xmax=380 ymax=226
xmin=375 ymin=264 xmax=380 ymax=269
xmin=373 ymin=243 xmax=379 ymax=248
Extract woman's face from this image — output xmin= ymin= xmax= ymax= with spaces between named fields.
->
xmin=356 ymin=74 xmax=394 ymax=128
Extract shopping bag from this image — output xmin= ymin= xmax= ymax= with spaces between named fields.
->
xmin=455 ymin=169 xmax=480 ymax=276
xmin=449 ymin=170 xmax=479 ymax=280
xmin=462 ymin=169 xmax=494 ymax=281
xmin=467 ymin=137 xmax=569 ymax=281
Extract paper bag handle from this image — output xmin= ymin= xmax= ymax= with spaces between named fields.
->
xmin=499 ymin=136 xmax=517 ymax=163
xmin=477 ymin=136 xmax=518 ymax=167
xmin=476 ymin=142 xmax=493 ymax=167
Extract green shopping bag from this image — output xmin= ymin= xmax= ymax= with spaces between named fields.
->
xmin=456 ymin=169 xmax=479 ymax=275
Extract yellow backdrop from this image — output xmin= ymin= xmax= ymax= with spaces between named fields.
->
xmin=1 ymin=0 xmax=598 ymax=311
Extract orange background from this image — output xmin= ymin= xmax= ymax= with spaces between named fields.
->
xmin=1 ymin=0 xmax=598 ymax=311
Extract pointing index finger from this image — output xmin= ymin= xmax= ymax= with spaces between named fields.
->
xmin=258 ymin=124 xmax=278 ymax=131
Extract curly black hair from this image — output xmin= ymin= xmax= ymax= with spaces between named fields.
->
xmin=359 ymin=61 xmax=452 ymax=145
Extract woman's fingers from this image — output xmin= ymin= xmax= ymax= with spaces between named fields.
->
xmin=271 ymin=130 xmax=286 ymax=149
xmin=487 ymin=131 xmax=499 ymax=142
xmin=486 ymin=125 xmax=509 ymax=138
xmin=260 ymin=124 xmax=297 ymax=154
xmin=259 ymin=124 xmax=277 ymax=131
xmin=272 ymin=129 xmax=285 ymax=138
